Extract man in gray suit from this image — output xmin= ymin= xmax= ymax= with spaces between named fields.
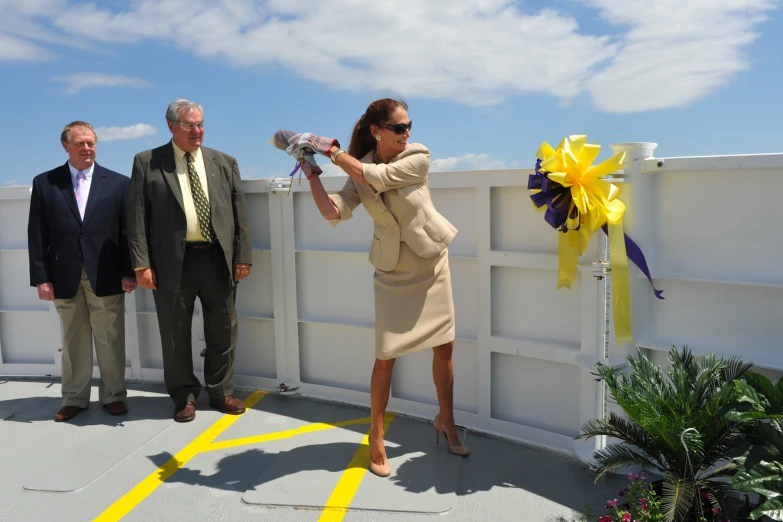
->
xmin=127 ymin=99 xmax=252 ymax=422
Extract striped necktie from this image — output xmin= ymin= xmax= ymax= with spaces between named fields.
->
xmin=184 ymin=152 xmax=216 ymax=242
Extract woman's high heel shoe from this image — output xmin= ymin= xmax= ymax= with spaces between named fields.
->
xmin=368 ymin=434 xmax=392 ymax=477
xmin=433 ymin=414 xmax=470 ymax=456
xmin=369 ymin=457 xmax=391 ymax=477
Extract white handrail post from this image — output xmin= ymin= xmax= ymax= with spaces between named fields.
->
xmin=609 ymin=142 xmax=659 ymax=363
xmin=267 ymin=179 xmax=301 ymax=393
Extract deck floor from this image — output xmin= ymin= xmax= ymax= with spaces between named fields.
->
xmin=0 ymin=378 xmax=625 ymax=521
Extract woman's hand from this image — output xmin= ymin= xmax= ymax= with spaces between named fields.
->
xmin=287 ymin=133 xmax=339 ymax=157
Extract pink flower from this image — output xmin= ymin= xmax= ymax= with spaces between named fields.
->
xmin=628 ymin=473 xmax=640 ymax=481
xmin=606 ymin=499 xmax=619 ymax=508
xmin=598 ymin=517 xmax=612 ymax=522
xmin=622 ymin=513 xmax=632 ymax=522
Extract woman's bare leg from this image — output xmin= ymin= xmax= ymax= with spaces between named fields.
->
xmin=370 ymin=358 xmax=395 ymax=473
xmin=432 ymin=341 xmax=463 ymax=444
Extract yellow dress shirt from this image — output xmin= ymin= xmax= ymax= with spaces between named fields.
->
xmin=172 ymin=142 xmax=210 ymax=242
xmin=134 ymin=144 xmax=212 ymax=272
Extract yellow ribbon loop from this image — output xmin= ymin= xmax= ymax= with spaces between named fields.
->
xmin=532 ymin=135 xmax=633 ymax=345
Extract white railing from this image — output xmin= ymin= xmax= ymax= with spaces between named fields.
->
xmin=2 ymin=142 xmax=781 ymax=460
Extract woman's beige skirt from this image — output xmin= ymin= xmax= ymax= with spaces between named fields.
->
xmin=374 ymin=243 xmax=456 ymax=360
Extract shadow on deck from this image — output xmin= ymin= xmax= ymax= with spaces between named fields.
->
xmin=0 ymin=378 xmax=626 ymax=521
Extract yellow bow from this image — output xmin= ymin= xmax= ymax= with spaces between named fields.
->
xmin=534 ymin=135 xmax=632 ymax=345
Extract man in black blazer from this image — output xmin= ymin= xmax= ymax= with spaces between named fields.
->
xmin=28 ymin=121 xmax=137 ymax=422
xmin=127 ymin=99 xmax=252 ymax=422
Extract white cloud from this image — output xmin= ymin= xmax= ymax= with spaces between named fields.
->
xmin=2 ymin=0 xmax=778 ymax=112
xmin=585 ymin=0 xmax=776 ymax=112
xmin=52 ymin=73 xmax=153 ymax=94
xmin=95 ymin=123 xmax=157 ymax=142
xmin=11 ymin=0 xmax=616 ymax=105
xmin=431 ymin=153 xmax=512 ymax=172
xmin=0 ymin=33 xmax=52 ymax=60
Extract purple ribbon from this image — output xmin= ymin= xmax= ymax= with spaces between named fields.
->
xmin=288 ymin=162 xmax=301 ymax=177
xmin=528 ymin=160 xmax=664 ymax=300
xmin=528 ymin=159 xmax=578 ymax=232
xmin=600 ymin=225 xmax=664 ymax=299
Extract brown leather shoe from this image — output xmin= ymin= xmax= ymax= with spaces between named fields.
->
xmin=55 ymin=405 xmax=85 ymax=422
xmin=209 ymin=395 xmax=246 ymax=415
xmin=174 ymin=401 xmax=196 ymax=423
xmin=103 ymin=401 xmax=127 ymax=416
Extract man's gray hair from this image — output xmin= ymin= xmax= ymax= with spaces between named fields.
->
xmin=166 ymin=99 xmax=204 ymax=124
xmin=61 ymin=121 xmax=97 ymax=144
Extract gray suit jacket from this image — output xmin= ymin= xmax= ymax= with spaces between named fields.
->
xmin=329 ymin=143 xmax=457 ymax=271
xmin=127 ymin=141 xmax=252 ymax=291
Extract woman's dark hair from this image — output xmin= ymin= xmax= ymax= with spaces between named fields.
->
xmin=348 ymin=98 xmax=408 ymax=159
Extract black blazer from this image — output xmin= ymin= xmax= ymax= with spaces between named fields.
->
xmin=127 ymin=142 xmax=252 ymax=291
xmin=28 ymin=162 xmax=133 ymax=299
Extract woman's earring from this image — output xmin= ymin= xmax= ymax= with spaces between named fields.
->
xmin=375 ymin=135 xmax=382 ymax=141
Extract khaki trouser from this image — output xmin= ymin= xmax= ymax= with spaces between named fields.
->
xmin=54 ymin=267 xmax=127 ymax=408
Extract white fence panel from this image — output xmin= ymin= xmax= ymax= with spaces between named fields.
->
xmin=630 ymin=151 xmax=783 ymax=375
xmin=9 ymin=146 xmax=780 ymax=458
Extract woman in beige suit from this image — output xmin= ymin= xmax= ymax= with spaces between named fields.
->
xmin=307 ymin=98 xmax=469 ymax=477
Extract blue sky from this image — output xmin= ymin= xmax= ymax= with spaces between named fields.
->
xmin=1 ymin=0 xmax=781 ymax=186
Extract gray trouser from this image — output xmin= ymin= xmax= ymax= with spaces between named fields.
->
xmin=153 ymin=243 xmax=237 ymax=407
xmin=55 ymin=267 xmax=127 ymax=408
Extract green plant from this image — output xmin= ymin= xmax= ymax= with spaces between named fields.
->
xmin=578 ymin=473 xmax=665 ymax=522
xmin=723 ymin=371 xmax=783 ymax=520
xmin=579 ymin=346 xmax=754 ymax=522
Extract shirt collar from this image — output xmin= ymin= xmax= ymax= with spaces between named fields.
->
xmin=68 ymin=161 xmax=95 ymax=180
xmin=172 ymin=141 xmax=202 ymax=163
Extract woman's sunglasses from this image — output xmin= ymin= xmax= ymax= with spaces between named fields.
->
xmin=382 ymin=121 xmax=413 ymax=135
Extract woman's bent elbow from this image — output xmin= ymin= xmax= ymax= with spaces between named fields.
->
xmin=322 ymin=209 xmax=340 ymax=221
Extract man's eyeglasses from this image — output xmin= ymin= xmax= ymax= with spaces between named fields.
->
xmin=382 ymin=121 xmax=412 ymax=135
xmin=178 ymin=122 xmax=205 ymax=131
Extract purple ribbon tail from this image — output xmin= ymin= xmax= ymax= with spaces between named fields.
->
xmin=602 ymin=225 xmax=664 ymax=300
xmin=288 ymin=162 xmax=301 ymax=177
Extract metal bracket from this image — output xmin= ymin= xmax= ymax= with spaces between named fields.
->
xmin=277 ymin=382 xmax=301 ymax=396
xmin=267 ymin=178 xmax=292 ymax=194
xmin=591 ymin=260 xmax=611 ymax=280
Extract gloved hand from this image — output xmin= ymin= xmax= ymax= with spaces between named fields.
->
xmin=285 ymin=132 xmax=340 ymax=157
xmin=268 ymin=130 xmax=333 ymax=179
xmin=297 ymin=150 xmax=323 ymax=179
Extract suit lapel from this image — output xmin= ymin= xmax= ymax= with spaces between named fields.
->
xmin=80 ymin=164 xmax=105 ymax=230
xmin=58 ymin=163 xmax=82 ymax=224
xmin=203 ymin=147 xmax=220 ymax=217
xmin=160 ymin=142 xmax=185 ymax=213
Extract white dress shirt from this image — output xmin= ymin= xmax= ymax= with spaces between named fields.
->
xmin=68 ymin=161 xmax=95 ymax=220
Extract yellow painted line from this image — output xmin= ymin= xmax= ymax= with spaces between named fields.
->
xmin=202 ymin=416 xmax=371 ymax=452
xmin=318 ymin=413 xmax=395 ymax=522
xmin=93 ymin=390 xmax=267 ymax=522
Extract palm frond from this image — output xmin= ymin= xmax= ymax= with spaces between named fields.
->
xmin=592 ymin=443 xmax=664 ymax=481
xmin=699 ymin=462 xmax=739 ymax=480
xmin=581 ymin=412 xmax=653 ymax=446
xmin=661 ymin=474 xmax=697 ymax=522
xmin=724 ymin=356 xmax=754 ymax=384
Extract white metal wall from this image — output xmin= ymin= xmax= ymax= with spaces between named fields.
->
xmin=3 ymin=145 xmax=779 ymax=457
xmin=622 ymin=149 xmax=783 ymax=377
